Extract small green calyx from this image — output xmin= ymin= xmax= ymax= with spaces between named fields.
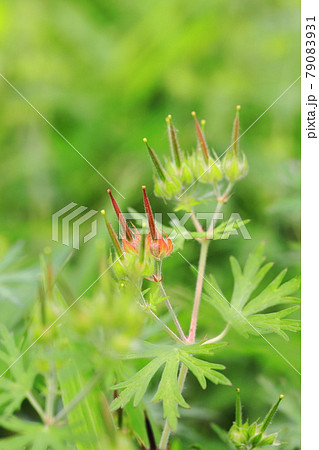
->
xmin=227 ymin=389 xmax=284 ymax=449
xmin=146 ymin=108 xmax=249 ymax=204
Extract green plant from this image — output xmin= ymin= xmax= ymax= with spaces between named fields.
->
xmin=212 ymin=388 xmax=285 ymax=449
xmin=0 ymin=109 xmax=300 ymax=449
xmin=105 ymin=109 xmax=300 ymax=448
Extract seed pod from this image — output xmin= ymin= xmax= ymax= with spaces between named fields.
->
xmin=107 ymin=189 xmax=133 ymax=242
xmin=143 ymin=138 xmax=167 ymax=182
xmin=142 ymin=186 xmax=173 ymax=259
xmin=235 ymin=388 xmax=242 ymax=427
xmin=222 ymin=106 xmax=248 ymax=182
xmin=260 ymin=395 xmax=284 ymax=433
xmin=192 ymin=111 xmax=210 ymax=164
xmin=101 ymin=210 xmax=123 ymax=257
xmin=166 ymin=114 xmax=182 ymax=169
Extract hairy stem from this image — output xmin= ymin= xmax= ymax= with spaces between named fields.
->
xmin=188 ymin=239 xmax=209 ymax=343
xmin=191 ymin=209 xmax=203 ymax=233
xmin=159 ymin=184 xmax=233 ymax=448
xmin=156 ymin=260 xmax=187 ymax=342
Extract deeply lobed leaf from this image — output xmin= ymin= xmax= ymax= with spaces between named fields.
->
xmin=110 ymin=344 xmax=230 ymax=430
xmin=204 ymin=243 xmax=300 ymax=339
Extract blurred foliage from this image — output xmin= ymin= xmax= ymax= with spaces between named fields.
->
xmin=0 ymin=0 xmax=300 ymax=448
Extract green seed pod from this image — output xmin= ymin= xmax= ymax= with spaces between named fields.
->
xmin=222 ymin=105 xmax=249 ymax=183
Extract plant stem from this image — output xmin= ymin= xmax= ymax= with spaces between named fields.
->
xmin=159 ymin=241 xmax=210 ymax=448
xmin=202 ymin=324 xmax=230 ymax=345
xmin=207 ymin=182 xmax=233 ymax=234
xmin=188 ymin=240 xmax=209 ymax=343
xmin=27 ymin=391 xmax=46 ymax=423
xmin=159 ymin=184 xmax=233 ymax=448
xmin=190 ymin=209 xmax=203 ymax=233
xmin=146 ymin=309 xmax=184 ymax=344
xmin=156 ymin=260 xmax=187 ymax=342
xmin=159 ymin=282 xmax=187 ymax=342
xmin=45 ymin=362 xmax=57 ymax=421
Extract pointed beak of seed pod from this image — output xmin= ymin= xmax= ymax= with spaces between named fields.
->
xmin=143 ymin=138 xmax=167 ymax=182
xmin=192 ymin=111 xmax=210 ymax=164
xmin=107 ymin=189 xmax=133 ymax=242
xmin=232 ymin=105 xmax=241 ymax=154
xmin=142 ymin=185 xmax=173 ymax=259
xmin=142 ymin=186 xmax=157 ymax=240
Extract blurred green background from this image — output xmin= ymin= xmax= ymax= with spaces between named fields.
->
xmin=0 ymin=0 xmax=300 ymax=448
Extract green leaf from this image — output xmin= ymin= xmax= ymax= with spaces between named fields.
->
xmin=110 ymin=344 xmax=231 ymax=430
xmin=204 ymin=243 xmax=300 ymax=340
xmin=152 ymin=352 xmax=189 ymax=431
xmin=0 ymin=325 xmax=35 ymax=415
xmin=0 ymin=416 xmax=76 ymax=450
xmin=0 ymin=243 xmax=37 ymax=328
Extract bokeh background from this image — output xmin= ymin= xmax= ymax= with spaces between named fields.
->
xmin=0 ymin=0 xmax=300 ymax=448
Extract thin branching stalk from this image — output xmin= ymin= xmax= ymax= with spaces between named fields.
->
xmin=191 ymin=209 xmax=203 ymax=233
xmin=137 ymin=283 xmax=184 ymax=344
xmin=146 ymin=309 xmax=185 ymax=345
xmin=45 ymin=362 xmax=57 ymax=421
xmin=188 ymin=239 xmax=209 ymax=343
xmin=159 ymin=185 xmax=232 ymax=448
xmin=26 ymin=392 xmax=46 ymax=423
xmin=156 ymin=260 xmax=187 ymax=342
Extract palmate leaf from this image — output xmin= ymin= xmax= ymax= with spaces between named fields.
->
xmin=203 ymin=243 xmax=300 ymax=340
xmin=0 ymin=325 xmax=35 ymax=415
xmin=0 ymin=416 xmax=76 ymax=450
xmin=110 ymin=343 xmax=231 ymax=430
